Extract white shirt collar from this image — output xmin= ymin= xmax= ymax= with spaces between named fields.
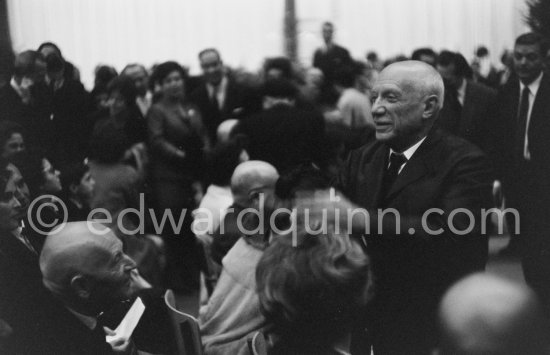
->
xmin=10 ymin=77 xmax=31 ymax=104
xmin=67 ymin=307 xmax=98 ymax=330
xmin=391 ymin=136 xmax=427 ymax=161
xmin=388 ymin=136 xmax=427 ymax=173
xmin=207 ymin=76 xmax=228 ymax=105
xmin=520 ymin=72 xmax=543 ymax=97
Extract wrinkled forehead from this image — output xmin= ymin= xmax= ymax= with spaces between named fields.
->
xmin=374 ymin=70 xmax=417 ymax=93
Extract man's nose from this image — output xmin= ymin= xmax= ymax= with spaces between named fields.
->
xmin=123 ymin=254 xmax=137 ymax=271
xmin=371 ymin=100 xmax=384 ymax=115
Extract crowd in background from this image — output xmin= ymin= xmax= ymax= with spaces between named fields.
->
xmin=0 ymin=20 xmax=550 ymax=355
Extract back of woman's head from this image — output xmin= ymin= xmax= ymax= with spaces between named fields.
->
xmin=256 ymin=231 xmax=371 ymax=352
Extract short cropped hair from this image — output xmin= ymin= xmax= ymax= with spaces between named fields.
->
xmin=437 ymin=50 xmax=473 ymax=79
xmin=256 ymin=231 xmax=371 ymax=352
xmin=411 ymin=47 xmax=437 ymax=61
xmin=198 ymin=48 xmax=221 ymax=62
xmin=515 ymin=32 xmax=549 ymax=56
xmin=0 ymin=121 xmax=25 ymax=151
xmin=13 ymin=50 xmax=44 ymax=79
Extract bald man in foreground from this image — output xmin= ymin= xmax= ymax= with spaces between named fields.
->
xmin=200 ymin=161 xmax=279 ymax=355
xmin=39 ymin=222 xmax=175 ymax=354
xmin=436 ymin=273 xmax=550 ymax=355
xmin=299 ymin=61 xmax=493 ymax=354
xmin=210 ymin=160 xmax=279 ymax=264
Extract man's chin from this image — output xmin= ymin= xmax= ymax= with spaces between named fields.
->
xmin=375 ymin=131 xmax=394 ymax=143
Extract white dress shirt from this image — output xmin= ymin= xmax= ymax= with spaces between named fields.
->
xmin=519 ymin=72 xmax=543 ymax=160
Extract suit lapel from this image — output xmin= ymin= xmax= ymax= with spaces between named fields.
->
xmin=460 ymin=81 xmax=475 ymax=133
xmin=529 ymin=74 xmax=550 ymax=133
xmin=364 ymin=144 xmax=388 ymax=208
xmin=385 ymin=131 xmax=441 ymax=201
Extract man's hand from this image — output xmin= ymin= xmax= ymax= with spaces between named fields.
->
xmin=104 ymin=327 xmax=136 ymax=354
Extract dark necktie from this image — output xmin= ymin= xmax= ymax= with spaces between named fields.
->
xmin=516 ymin=86 xmax=530 ymax=161
xmin=211 ymin=86 xmax=220 ymax=112
xmin=380 ymin=152 xmax=408 ymax=205
xmin=446 ymin=87 xmax=462 ymax=133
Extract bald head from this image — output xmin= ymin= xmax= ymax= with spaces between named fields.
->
xmin=231 ymin=161 xmax=278 ymax=206
xmin=380 ymin=60 xmax=444 ymax=106
xmin=217 ymin=119 xmax=239 ymax=143
xmin=40 ymin=222 xmax=136 ymax=313
xmin=371 ymin=60 xmax=444 ymax=151
xmin=437 ymin=273 xmax=549 ymax=355
xmin=40 ymin=222 xmax=119 ymax=289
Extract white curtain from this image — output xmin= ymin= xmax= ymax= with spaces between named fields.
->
xmin=7 ymin=0 xmax=284 ymax=89
xmin=297 ymin=0 xmax=529 ymax=65
xmin=8 ymin=0 xmax=529 ymax=89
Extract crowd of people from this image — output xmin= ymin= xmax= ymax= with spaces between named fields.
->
xmin=0 ymin=20 xmax=549 ymax=354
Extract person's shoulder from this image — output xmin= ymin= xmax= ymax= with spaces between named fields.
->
xmin=434 ymin=129 xmax=487 ymax=162
xmin=468 ymin=80 xmax=496 ymax=97
xmin=346 ymin=139 xmax=384 ymax=164
xmin=189 ymin=82 xmax=207 ymax=100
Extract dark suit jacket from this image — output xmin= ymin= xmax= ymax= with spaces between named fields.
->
xmin=47 ymin=79 xmax=90 ymax=164
xmin=436 ymin=80 xmax=496 ymax=151
xmin=235 ymin=104 xmax=328 ymax=174
xmin=491 ymin=74 xmax=550 ymax=248
xmin=337 ymin=128 xmax=493 ymax=354
xmin=190 ymin=77 xmax=260 ymax=143
xmin=0 ymin=230 xmax=99 ymax=354
xmin=313 ymin=44 xmax=352 ymax=83
xmin=0 ymin=83 xmax=53 ymax=153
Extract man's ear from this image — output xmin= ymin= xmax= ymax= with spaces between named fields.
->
xmin=70 ymin=275 xmax=92 ymax=299
xmin=422 ymin=94 xmax=440 ymax=120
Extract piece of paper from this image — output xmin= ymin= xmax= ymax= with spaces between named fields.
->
xmin=105 ymin=297 xmax=146 ymax=344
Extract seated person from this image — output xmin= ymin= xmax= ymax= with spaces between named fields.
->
xmin=256 ymin=230 xmax=371 ymax=355
xmin=199 ymin=161 xmax=278 ymax=355
xmin=13 ymin=150 xmax=63 ymax=249
xmin=59 ymin=160 xmax=94 ymax=221
xmin=39 ymin=222 xmax=175 ymax=354
xmin=199 ymin=164 xmax=330 ymax=355
xmin=435 ymin=273 xmax=550 ymax=355
xmin=0 ymin=121 xmax=26 ymax=162
xmin=209 ymin=161 xmax=279 ymax=265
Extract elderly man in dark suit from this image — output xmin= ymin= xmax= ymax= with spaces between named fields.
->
xmin=39 ymin=222 xmax=175 ymax=354
xmin=491 ymin=33 xmax=550 ymax=312
xmin=436 ymin=50 xmax=497 ymax=151
xmin=190 ymin=48 xmax=259 ymax=143
xmin=299 ymin=61 xmax=493 ymax=354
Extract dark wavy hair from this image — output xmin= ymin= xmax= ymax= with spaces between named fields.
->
xmin=152 ymin=61 xmax=188 ymax=85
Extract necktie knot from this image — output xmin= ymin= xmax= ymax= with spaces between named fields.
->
xmin=389 ymin=152 xmax=407 ymax=170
